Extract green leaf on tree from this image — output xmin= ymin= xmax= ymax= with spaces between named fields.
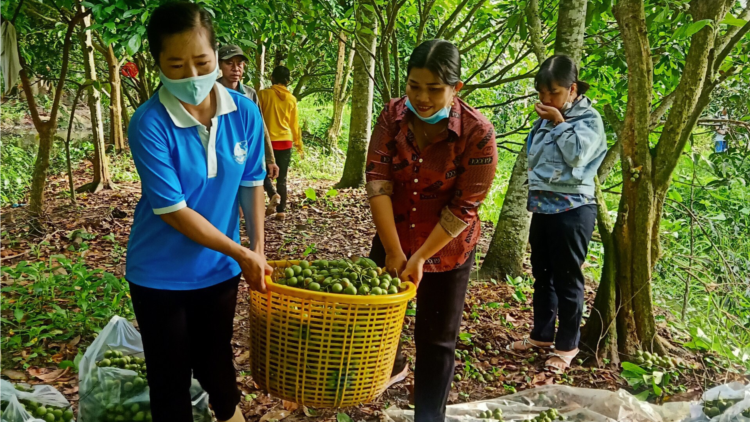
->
xmin=126 ymin=34 xmax=141 ymax=56
xmin=719 ymin=14 xmax=747 ymax=27
xmin=684 ymin=19 xmax=713 ymax=38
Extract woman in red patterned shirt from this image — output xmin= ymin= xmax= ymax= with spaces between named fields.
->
xmin=366 ymin=40 xmax=498 ymax=422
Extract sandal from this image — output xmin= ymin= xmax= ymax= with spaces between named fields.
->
xmin=506 ymin=337 xmax=552 ymax=351
xmin=545 ymin=350 xmax=578 ymax=372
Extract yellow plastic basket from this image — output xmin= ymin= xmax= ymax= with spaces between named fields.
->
xmin=249 ymin=260 xmax=416 ymax=407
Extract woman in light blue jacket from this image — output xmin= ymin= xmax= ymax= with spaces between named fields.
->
xmin=507 ymin=55 xmax=607 ymax=372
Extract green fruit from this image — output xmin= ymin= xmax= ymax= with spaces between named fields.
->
xmin=284 ymin=268 xmax=295 ymax=278
xmin=308 ymin=282 xmax=321 ymax=291
xmin=292 ymin=265 xmax=302 ymax=275
xmin=45 ymin=413 xmax=55 ymax=422
xmin=343 ymin=285 xmax=357 ymax=295
xmin=52 ymin=409 xmax=63 ymax=418
xmin=287 ymin=277 xmax=299 ymax=287
xmin=300 ymin=261 xmax=310 ymax=269
xmin=36 ymin=407 xmax=48 ymax=417
xmin=315 ymin=275 xmax=326 ymax=283
xmin=358 ymin=285 xmax=371 ymax=295
xmin=124 ymin=382 xmax=134 ymax=392
xmin=380 ymin=279 xmax=391 ymax=290
xmin=134 ymin=377 xmax=145 ymax=388
xmin=133 ymin=411 xmax=146 ymax=421
xmin=454 ymin=374 xmax=461 ymax=381
xmin=302 ymin=269 xmax=313 ymax=277
xmin=331 ymin=283 xmax=343 ymax=293
xmin=340 ymin=278 xmax=351 ymax=288
xmin=391 ymin=277 xmax=401 ymax=286
xmin=303 ymin=277 xmax=313 ymax=286
xmin=705 ymin=407 xmax=721 ymax=418
xmin=63 ymin=410 xmax=74 ymax=421
xmin=115 ymin=405 xmax=125 ymax=414
xmin=115 ymin=416 xmax=126 ymax=422
xmin=367 ymin=269 xmax=378 ymax=279
xmin=131 ymin=404 xmax=141 ymax=413
xmin=381 ymin=273 xmax=392 ymax=281
xmin=370 ymin=278 xmax=380 ymax=288
xmin=323 ymin=277 xmax=333 ymax=286
xmin=101 ymin=359 xmax=112 ymax=367
xmin=371 ymin=287 xmax=384 ymax=295
xmin=388 ymin=286 xmax=399 ymax=294
xmin=104 ymin=350 xmax=114 ymax=359
xmin=276 ymin=278 xmax=287 ymax=286
xmin=634 ymin=357 xmax=644 ymax=364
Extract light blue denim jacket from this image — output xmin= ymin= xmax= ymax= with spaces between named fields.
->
xmin=526 ymin=96 xmax=607 ymax=196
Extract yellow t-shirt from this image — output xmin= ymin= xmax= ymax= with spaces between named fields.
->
xmin=258 ymin=85 xmax=302 ymax=151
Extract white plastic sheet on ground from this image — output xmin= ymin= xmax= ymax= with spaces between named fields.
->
xmin=77 ymin=316 xmax=212 ymax=422
xmin=385 ymin=384 xmax=693 ymax=422
xmin=0 ymin=379 xmax=74 ymax=422
xmin=682 ymin=382 xmax=750 ymax=422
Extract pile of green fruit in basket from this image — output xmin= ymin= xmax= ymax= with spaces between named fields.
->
xmin=0 ymin=397 xmax=74 ymax=422
xmin=275 ymin=258 xmax=406 ymax=295
xmin=477 ymin=408 xmax=504 ymax=420
xmin=702 ymin=398 xmax=742 ymax=418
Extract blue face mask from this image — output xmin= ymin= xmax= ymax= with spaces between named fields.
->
xmin=405 ymin=98 xmax=451 ymax=125
xmin=159 ymin=56 xmax=219 ymax=106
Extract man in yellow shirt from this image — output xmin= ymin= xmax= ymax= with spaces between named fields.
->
xmin=258 ymin=66 xmax=303 ymax=220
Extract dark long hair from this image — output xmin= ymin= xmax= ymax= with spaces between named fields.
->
xmin=146 ymin=2 xmax=216 ymax=66
xmin=271 ymin=66 xmax=291 ymax=85
xmin=534 ymin=55 xmax=590 ymax=95
xmin=407 ymin=40 xmax=461 ymax=86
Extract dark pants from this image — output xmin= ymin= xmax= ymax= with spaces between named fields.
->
xmin=263 ymin=148 xmax=292 ymax=213
xmin=529 ymin=205 xmax=596 ymax=352
xmin=370 ymin=236 xmax=473 ymax=422
xmin=128 ymin=276 xmax=242 ymax=422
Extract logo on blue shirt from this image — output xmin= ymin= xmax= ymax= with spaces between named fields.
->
xmin=234 ymin=141 xmax=248 ymax=164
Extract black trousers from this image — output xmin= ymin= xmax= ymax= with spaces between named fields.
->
xmin=370 ymin=236 xmax=473 ymax=422
xmin=263 ymin=148 xmax=292 ymax=213
xmin=529 ymin=205 xmax=596 ymax=352
xmin=128 ymin=276 xmax=242 ymax=422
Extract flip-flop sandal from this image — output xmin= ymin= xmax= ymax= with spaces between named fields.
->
xmin=545 ymin=351 xmax=577 ymax=372
xmin=506 ymin=337 xmax=552 ymax=351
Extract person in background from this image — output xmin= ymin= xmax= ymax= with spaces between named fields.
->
xmin=127 ymin=3 xmax=271 ymax=421
xmin=217 ymin=44 xmax=281 ymax=210
xmin=714 ymin=108 xmax=729 ymax=153
xmin=258 ymin=66 xmax=303 ymax=220
xmin=507 ymin=54 xmax=607 ymax=373
xmin=366 ymin=40 xmax=498 ymax=422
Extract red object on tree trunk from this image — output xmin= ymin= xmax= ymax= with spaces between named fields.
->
xmin=121 ymin=62 xmax=138 ymax=78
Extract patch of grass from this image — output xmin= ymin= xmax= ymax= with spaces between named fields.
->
xmin=1 ymin=257 xmax=133 ymax=369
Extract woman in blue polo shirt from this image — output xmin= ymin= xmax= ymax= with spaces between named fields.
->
xmin=126 ymin=3 xmax=270 ymax=422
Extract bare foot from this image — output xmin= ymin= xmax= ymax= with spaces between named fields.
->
xmin=546 ymin=348 xmax=578 ymax=372
xmin=508 ymin=337 xmax=553 ymax=351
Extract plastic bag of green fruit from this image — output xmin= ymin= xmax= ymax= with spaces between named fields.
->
xmin=0 ymin=380 xmax=74 ymax=422
xmin=77 ymin=316 xmax=212 ymax=422
xmin=273 ymin=258 xmax=407 ymax=296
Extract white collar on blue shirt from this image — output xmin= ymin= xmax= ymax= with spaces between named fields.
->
xmin=158 ymin=82 xmax=237 ymax=178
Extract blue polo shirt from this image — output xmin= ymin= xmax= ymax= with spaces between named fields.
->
xmin=126 ymin=83 xmax=266 ymax=290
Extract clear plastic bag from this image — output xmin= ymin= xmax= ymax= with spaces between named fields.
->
xmin=385 ymin=384 xmax=693 ymax=422
xmin=683 ymin=382 xmax=750 ymax=422
xmin=77 ymin=316 xmax=212 ymax=422
xmin=0 ymin=379 xmax=74 ymax=422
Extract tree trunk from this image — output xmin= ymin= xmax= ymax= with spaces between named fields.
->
xmin=325 ymin=32 xmax=348 ymax=150
xmin=104 ymin=44 xmax=125 ymax=152
xmin=336 ymin=1 xmax=378 ymax=189
xmin=254 ymin=41 xmax=266 ymax=92
xmin=480 ymin=148 xmax=531 ymax=279
xmin=554 ymin=0 xmax=588 ymax=63
xmin=121 ymin=82 xmax=130 ymax=134
xmin=480 ymin=2 xmax=551 ymax=279
xmin=525 ymin=0 xmax=546 ymax=63
xmin=21 ymin=11 xmax=84 ymax=221
xmin=29 ymin=126 xmax=54 ymax=217
xmin=579 ymin=178 xmax=619 ymax=364
xmin=78 ymin=11 xmax=114 ymax=193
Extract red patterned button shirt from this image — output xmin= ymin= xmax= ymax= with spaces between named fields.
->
xmin=365 ymin=97 xmax=498 ymax=273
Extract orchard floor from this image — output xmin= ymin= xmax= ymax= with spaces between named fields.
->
xmin=0 ymin=156 xmax=739 ymax=421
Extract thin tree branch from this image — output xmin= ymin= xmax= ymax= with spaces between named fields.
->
xmin=445 ymin=0 xmax=488 ymax=40
xmin=649 ymin=92 xmax=676 ymax=130
xmin=11 ymin=0 xmax=26 ymax=23
xmin=475 ymin=93 xmax=536 ymax=110
xmin=435 ymin=0 xmax=473 ymax=39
